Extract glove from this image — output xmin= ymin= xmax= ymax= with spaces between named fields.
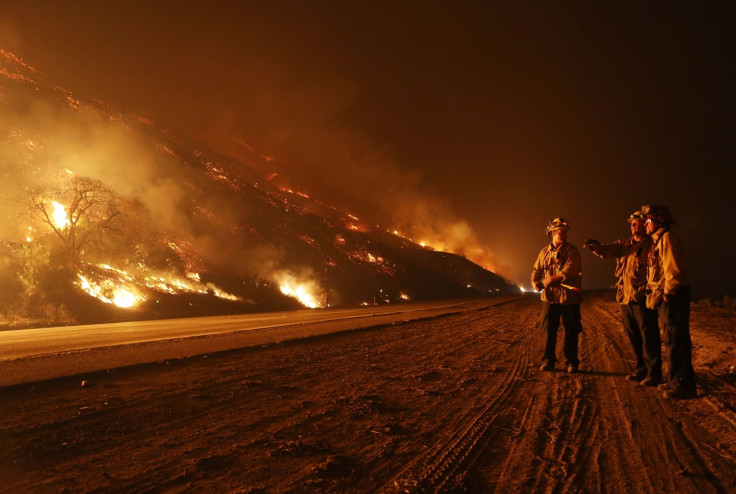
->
xmin=583 ymin=238 xmax=600 ymax=249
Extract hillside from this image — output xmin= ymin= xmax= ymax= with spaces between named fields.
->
xmin=0 ymin=50 xmax=517 ymax=328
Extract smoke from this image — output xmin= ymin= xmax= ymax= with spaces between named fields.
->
xmin=195 ymin=74 xmax=500 ymax=275
xmin=2 ymin=46 xmax=502 ymax=300
xmin=1 ymin=62 xmax=316 ymax=308
xmin=0 ymin=20 xmax=21 ymax=53
xmin=1 ymin=98 xmax=187 ymax=230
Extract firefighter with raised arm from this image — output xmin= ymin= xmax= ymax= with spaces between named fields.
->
xmin=532 ymin=218 xmax=583 ymax=373
xmin=583 ymin=210 xmax=661 ymax=386
xmin=643 ymin=204 xmax=696 ymax=399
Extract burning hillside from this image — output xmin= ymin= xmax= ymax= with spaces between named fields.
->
xmin=0 ymin=50 xmax=517 ymax=328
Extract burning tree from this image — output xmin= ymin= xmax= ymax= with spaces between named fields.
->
xmin=6 ymin=175 xmax=135 ymax=321
xmin=26 ymin=175 xmax=125 ymax=265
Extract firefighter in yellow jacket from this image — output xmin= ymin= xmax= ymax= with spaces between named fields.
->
xmin=643 ymin=204 xmax=696 ymax=399
xmin=532 ymin=218 xmax=583 ymax=373
xmin=583 ymin=210 xmax=661 ymax=385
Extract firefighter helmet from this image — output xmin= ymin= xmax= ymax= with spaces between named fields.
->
xmin=641 ymin=204 xmax=677 ymax=226
xmin=545 ymin=217 xmax=570 ymax=236
xmin=626 ymin=209 xmax=644 ymax=223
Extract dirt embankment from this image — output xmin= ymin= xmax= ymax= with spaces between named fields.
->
xmin=1 ymin=292 xmax=735 ymax=492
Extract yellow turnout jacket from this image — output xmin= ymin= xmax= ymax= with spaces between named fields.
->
xmin=646 ymin=228 xmax=690 ymax=309
xmin=531 ymin=242 xmax=583 ymax=305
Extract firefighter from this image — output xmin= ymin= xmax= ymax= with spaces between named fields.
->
xmin=531 ymin=218 xmax=583 ymax=373
xmin=583 ymin=210 xmax=661 ymax=385
xmin=643 ymin=204 xmax=696 ymax=399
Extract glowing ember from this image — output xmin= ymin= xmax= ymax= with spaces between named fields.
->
xmin=51 ymin=201 xmax=69 ymax=230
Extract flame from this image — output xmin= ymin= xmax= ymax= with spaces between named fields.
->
xmin=141 ymin=272 xmax=240 ymax=300
xmin=74 ymin=263 xmax=241 ymax=309
xmin=278 ymin=186 xmax=311 ymax=199
xmin=273 ymin=270 xmax=324 ymax=309
xmin=51 ymin=201 xmax=69 ymax=230
xmin=112 ymin=289 xmax=137 ymax=308
xmin=409 ymin=224 xmax=498 ymax=273
xmin=76 ymin=274 xmax=146 ymax=308
xmin=346 ymin=222 xmax=369 ymax=232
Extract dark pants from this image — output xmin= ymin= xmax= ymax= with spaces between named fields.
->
xmin=541 ymin=303 xmax=582 ymax=366
xmin=621 ymin=301 xmax=661 ymax=380
xmin=659 ymin=286 xmax=696 ymax=393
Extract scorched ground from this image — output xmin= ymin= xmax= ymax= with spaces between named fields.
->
xmin=1 ymin=291 xmax=735 ymax=492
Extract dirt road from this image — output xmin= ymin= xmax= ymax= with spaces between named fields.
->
xmin=2 ymin=292 xmax=735 ymax=493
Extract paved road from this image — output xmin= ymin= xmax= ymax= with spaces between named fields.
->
xmin=0 ymin=296 xmax=520 ymax=386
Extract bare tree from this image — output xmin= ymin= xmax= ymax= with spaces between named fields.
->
xmin=27 ymin=176 xmax=123 ymax=263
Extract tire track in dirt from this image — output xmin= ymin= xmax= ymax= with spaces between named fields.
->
xmin=522 ymin=300 xmax=723 ymax=493
xmin=561 ymin=302 xmax=660 ymax=492
xmin=474 ymin=294 xmax=728 ymax=493
xmin=684 ymin=313 xmax=736 ymax=490
xmin=520 ymin=298 xmax=734 ymax=493
xmin=153 ymin=305 xmax=522 ymax=493
xmin=241 ymin=304 xmax=529 ymax=492
xmin=322 ymin=306 xmax=519 ymax=491
xmin=386 ymin=298 xmax=538 ymax=492
xmin=589 ymin=300 xmax=736 ymax=493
